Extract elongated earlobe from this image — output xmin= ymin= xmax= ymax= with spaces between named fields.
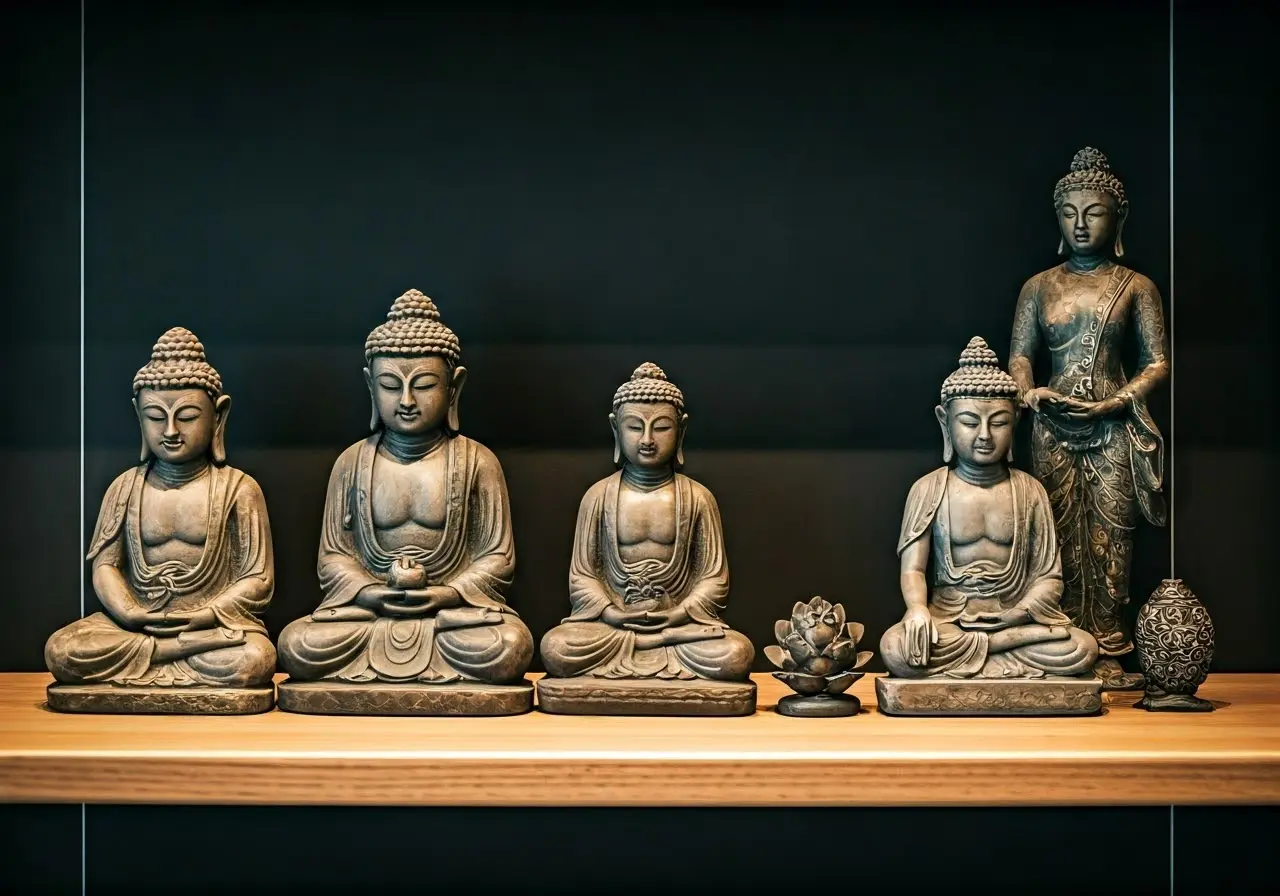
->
xmin=133 ymin=397 xmax=151 ymax=463
xmin=363 ymin=367 xmax=380 ymax=432
xmin=676 ymin=413 xmax=689 ymax=469
xmin=609 ymin=413 xmax=620 ymax=466
xmin=1113 ymin=220 xmax=1126 ymax=258
xmin=935 ymin=405 xmax=953 ymax=464
xmin=1057 ymin=236 xmax=1067 ymax=256
xmin=447 ymin=366 xmax=468 ymax=434
xmin=211 ymin=394 xmax=232 ymax=465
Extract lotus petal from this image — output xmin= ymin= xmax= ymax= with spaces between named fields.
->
xmin=846 ymin=621 xmax=865 ymax=645
xmin=832 ymin=602 xmax=846 ymax=631
xmin=801 ymin=655 xmax=837 ymax=676
xmin=763 ymin=644 xmax=791 ymax=671
xmin=784 ymin=630 xmax=812 ymax=665
xmin=791 ymin=602 xmax=808 ymax=631
xmin=776 ymin=671 xmax=827 ymax=696
xmin=808 ymin=595 xmax=825 ymax=611
xmin=825 ymin=638 xmax=857 ymax=667
xmin=853 ymin=650 xmax=874 ymax=670
xmin=825 ymin=671 xmax=864 ymax=695
xmin=774 ymin=619 xmax=792 ymax=645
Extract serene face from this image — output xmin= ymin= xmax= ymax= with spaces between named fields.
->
xmin=367 ymin=355 xmax=452 ymax=436
xmin=1057 ymin=188 xmax=1119 ymax=256
xmin=944 ymin=398 xmax=1016 ymax=466
xmin=615 ymin=401 xmax=681 ymax=469
xmin=136 ymin=388 xmax=216 ymax=464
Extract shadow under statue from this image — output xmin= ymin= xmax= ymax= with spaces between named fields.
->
xmin=876 ymin=338 xmax=1102 ymax=716
xmin=275 ymin=290 xmax=534 ymax=715
xmin=537 ymin=363 xmax=756 ymax=715
xmin=45 ymin=328 xmax=277 ymax=714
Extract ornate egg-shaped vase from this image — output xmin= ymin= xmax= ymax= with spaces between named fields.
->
xmin=1134 ymin=579 xmax=1215 ymax=712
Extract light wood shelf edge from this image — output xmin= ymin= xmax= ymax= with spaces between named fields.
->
xmin=3 ymin=673 xmax=1278 ymax=806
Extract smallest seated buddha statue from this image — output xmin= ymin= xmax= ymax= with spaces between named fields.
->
xmin=44 ymin=328 xmax=277 ymax=714
xmin=875 ymin=338 xmax=1101 ymax=716
xmin=537 ymin=363 xmax=756 ymax=716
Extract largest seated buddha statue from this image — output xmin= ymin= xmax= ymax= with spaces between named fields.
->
xmin=537 ymin=363 xmax=756 ymax=716
xmin=276 ymin=290 xmax=534 ymax=715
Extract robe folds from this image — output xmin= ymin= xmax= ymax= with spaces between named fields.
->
xmin=277 ymin=433 xmax=532 ymax=684
xmin=45 ymin=464 xmax=276 ymax=687
xmin=539 ymin=472 xmax=754 ymax=681
xmin=880 ymin=467 xmax=1098 ymax=679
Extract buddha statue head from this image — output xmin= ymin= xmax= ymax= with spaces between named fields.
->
xmin=609 ymin=362 xmax=689 ymax=470
xmin=132 ymin=327 xmax=230 ymax=465
xmin=1053 ymin=146 xmax=1129 ymax=259
xmin=935 ymin=337 xmax=1020 ymax=466
xmin=362 ymin=289 xmax=466 ymax=436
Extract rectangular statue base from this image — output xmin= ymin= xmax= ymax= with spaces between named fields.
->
xmin=276 ymin=680 xmax=534 ymax=716
xmin=46 ymin=683 xmax=275 ymax=715
xmin=875 ymin=675 xmax=1103 ymax=717
xmin=536 ymin=677 xmax=757 ymax=716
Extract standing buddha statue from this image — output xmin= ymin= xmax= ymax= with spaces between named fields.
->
xmin=537 ymin=363 xmax=757 ymax=715
xmin=1009 ymin=147 xmax=1169 ymax=691
xmin=44 ymin=328 xmax=277 ymax=714
xmin=276 ymin=289 xmax=534 ymax=715
xmin=876 ymin=338 xmax=1101 ymax=716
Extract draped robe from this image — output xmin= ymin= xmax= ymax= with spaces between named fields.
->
xmin=880 ymin=467 xmax=1098 ymax=679
xmin=1012 ymin=262 xmax=1168 ymax=656
xmin=45 ymin=464 xmax=276 ymax=687
xmin=277 ymin=434 xmax=532 ymax=684
xmin=539 ymin=472 xmax=754 ymax=681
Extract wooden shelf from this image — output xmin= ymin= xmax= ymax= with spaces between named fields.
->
xmin=2 ymin=673 xmax=1278 ymax=806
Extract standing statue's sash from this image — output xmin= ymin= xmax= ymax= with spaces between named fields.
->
xmin=1041 ymin=264 xmax=1166 ymax=526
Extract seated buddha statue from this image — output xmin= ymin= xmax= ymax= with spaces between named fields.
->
xmin=876 ymin=338 xmax=1101 ymax=716
xmin=276 ymin=289 xmax=534 ymax=715
xmin=537 ymin=363 xmax=756 ymax=716
xmin=44 ymin=328 xmax=277 ymax=714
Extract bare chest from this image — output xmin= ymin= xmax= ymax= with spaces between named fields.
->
xmin=616 ymin=483 xmax=677 ymax=562
xmin=370 ymin=451 xmax=449 ymax=532
xmin=1037 ymin=271 xmax=1128 ymax=349
xmin=944 ymin=478 xmax=1015 ymax=551
xmin=138 ymin=479 xmax=209 ymax=565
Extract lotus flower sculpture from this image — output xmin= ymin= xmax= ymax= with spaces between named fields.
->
xmin=765 ymin=596 xmax=873 ymax=717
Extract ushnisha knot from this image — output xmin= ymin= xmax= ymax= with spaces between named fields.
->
xmin=940 ymin=337 xmax=1020 ymax=404
xmin=364 ymin=288 xmax=462 ymax=364
xmin=612 ymin=361 xmax=685 ymax=412
xmin=1053 ymin=146 xmax=1128 ymax=209
xmin=132 ymin=327 xmax=223 ymax=397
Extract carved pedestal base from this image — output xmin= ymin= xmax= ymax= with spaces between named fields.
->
xmin=46 ymin=683 xmax=275 ymax=715
xmin=276 ymin=680 xmax=533 ymax=716
xmin=875 ymin=675 xmax=1103 ymax=717
xmin=536 ymin=677 xmax=757 ymax=716
xmin=1137 ymin=690 xmax=1215 ymax=712
xmin=776 ymin=693 xmax=861 ymax=718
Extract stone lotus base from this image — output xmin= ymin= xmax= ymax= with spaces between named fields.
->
xmin=536 ymin=677 xmax=757 ymax=716
xmin=776 ymin=693 xmax=861 ymax=718
xmin=276 ymin=680 xmax=534 ymax=716
xmin=875 ymin=674 xmax=1103 ymax=717
xmin=46 ymin=682 xmax=275 ymax=715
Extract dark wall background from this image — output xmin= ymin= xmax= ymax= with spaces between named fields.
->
xmin=2 ymin=1 xmax=1276 ymax=893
